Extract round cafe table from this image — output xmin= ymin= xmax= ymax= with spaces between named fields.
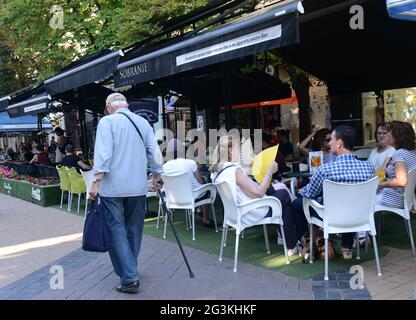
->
xmin=282 ymin=170 xmax=313 ymax=179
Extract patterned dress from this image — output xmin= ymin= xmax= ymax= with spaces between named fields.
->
xmin=379 ymin=149 xmax=416 ymax=209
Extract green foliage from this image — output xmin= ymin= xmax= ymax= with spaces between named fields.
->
xmin=0 ymin=0 xmax=208 ymax=90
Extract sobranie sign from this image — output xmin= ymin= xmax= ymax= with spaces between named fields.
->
xmin=115 ymin=2 xmax=301 ymax=88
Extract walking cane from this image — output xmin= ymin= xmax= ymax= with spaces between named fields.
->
xmin=157 ymin=188 xmax=195 ymax=278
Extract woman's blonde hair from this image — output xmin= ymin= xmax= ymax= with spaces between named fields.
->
xmin=209 ymin=135 xmax=239 ymax=172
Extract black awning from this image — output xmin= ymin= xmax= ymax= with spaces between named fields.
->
xmin=54 ymin=83 xmax=115 ymax=114
xmin=0 ymin=96 xmax=11 ymax=112
xmin=115 ymin=0 xmax=303 ymax=88
xmin=156 ymin=59 xmax=292 ymax=108
xmin=7 ymin=92 xmax=51 ymax=118
xmin=277 ymin=0 xmax=416 ymax=94
xmin=44 ymin=50 xmax=124 ymax=95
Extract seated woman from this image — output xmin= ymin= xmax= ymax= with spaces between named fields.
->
xmin=21 ymin=146 xmax=34 ymax=163
xmin=377 ymin=121 xmax=416 ymax=209
xmin=210 ymin=135 xmax=299 ymax=255
xmin=298 ymin=126 xmax=335 ymax=164
xmin=30 ymin=145 xmax=50 ymax=165
xmin=367 ymin=123 xmax=395 ymax=172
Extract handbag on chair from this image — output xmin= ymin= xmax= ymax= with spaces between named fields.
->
xmin=82 ymin=195 xmax=110 ymax=252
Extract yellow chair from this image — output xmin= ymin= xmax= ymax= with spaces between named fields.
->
xmin=66 ymin=167 xmax=87 ymax=215
xmin=56 ymin=165 xmax=71 ymax=210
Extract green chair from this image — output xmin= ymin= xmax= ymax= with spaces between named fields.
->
xmin=66 ymin=167 xmax=87 ymax=215
xmin=56 ymin=165 xmax=71 ymax=210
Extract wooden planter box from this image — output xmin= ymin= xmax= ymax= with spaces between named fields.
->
xmin=0 ymin=178 xmax=61 ymax=207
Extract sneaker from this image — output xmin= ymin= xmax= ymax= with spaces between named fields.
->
xmin=342 ymin=248 xmax=353 ymax=260
xmin=115 ymin=281 xmax=139 ymax=294
xmin=287 ymin=244 xmax=301 ymax=257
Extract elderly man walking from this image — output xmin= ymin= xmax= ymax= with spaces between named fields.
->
xmin=90 ymin=93 xmax=163 ymax=294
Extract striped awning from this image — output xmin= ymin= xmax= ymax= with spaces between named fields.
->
xmin=387 ymin=0 xmax=416 ymax=21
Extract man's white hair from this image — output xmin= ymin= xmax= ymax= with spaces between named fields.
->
xmin=110 ymin=100 xmax=129 ymax=108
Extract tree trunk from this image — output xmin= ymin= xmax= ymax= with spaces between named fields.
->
xmin=287 ymin=67 xmax=311 ymax=141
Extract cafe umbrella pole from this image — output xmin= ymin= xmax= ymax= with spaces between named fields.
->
xmin=157 ymin=188 xmax=195 ymax=278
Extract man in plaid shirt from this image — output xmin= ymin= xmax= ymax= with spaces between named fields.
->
xmin=291 ymin=125 xmax=375 ymax=259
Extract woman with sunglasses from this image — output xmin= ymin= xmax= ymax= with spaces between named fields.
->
xmin=298 ymin=127 xmax=335 ymax=164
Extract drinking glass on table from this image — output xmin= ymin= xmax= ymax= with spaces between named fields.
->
xmin=375 ymin=167 xmax=386 ymax=183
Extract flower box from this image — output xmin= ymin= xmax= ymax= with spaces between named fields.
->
xmin=0 ymin=177 xmax=61 ymax=207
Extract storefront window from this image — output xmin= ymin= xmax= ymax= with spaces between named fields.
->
xmin=362 ymin=87 xmax=416 ymax=144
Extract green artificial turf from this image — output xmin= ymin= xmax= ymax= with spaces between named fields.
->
xmin=52 ymin=197 xmax=416 ymax=279
xmin=144 ymin=198 xmax=391 ymax=280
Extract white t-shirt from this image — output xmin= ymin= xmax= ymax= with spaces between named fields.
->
xmin=367 ymin=146 xmax=396 ymax=169
xmin=163 ymin=158 xmax=202 ymax=191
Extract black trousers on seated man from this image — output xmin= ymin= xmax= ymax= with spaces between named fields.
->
xmin=290 ymin=195 xmax=354 ymax=249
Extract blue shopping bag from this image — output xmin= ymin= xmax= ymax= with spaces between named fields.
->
xmin=82 ymin=196 xmax=110 ymax=252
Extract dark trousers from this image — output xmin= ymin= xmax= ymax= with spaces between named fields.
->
xmin=101 ymin=196 xmax=146 ymax=285
xmin=290 ymin=196 xmax=354 ymax=249
xmin=266 ymin=187 xmax=298 ymax=249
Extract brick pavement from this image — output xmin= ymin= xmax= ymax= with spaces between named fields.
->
xmin=2 ymin=194 xmax=415 ymax=300
xmin=0 ymin=193 xmax=84 ymax=288
xmin=360 ymin=247 xmax=416 ymax=300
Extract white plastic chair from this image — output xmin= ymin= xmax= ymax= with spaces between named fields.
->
xmin=215 ymin=179 xmax=289 ymax=272
xmin=303 ymin=177 xmax=382 ymax=280
xmin=161 ymin=172 xmax=218 ymax=241
xmin=375 ymin=168 xmax=416 ymax=257
xmin=352 ymin=148 xmax=372 ymax=160
xmin=80 ymin=169 xmax=94 ymax=219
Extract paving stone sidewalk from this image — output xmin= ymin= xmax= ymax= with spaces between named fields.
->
xmin=3 ymin=193 xmax=415 ymax=300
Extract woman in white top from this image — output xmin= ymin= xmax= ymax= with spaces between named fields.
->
xmin=367 ymin=123 xmax=396 ymax=170
xmin=210 ymin=135 xmax=299 ymax=253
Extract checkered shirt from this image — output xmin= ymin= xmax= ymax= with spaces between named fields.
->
xmin=300 ymin=153 xmax=375 ymax=204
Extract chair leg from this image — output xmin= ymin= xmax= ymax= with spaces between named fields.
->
xmin=280 ymin=225 xmax=289 ymax=265
xmin=404 ymin=218 xmax=410 ymax=238
xmin=219 ymin=225 xmax=227 ymax=261
xmin=263 ymin=225 xmax=270 ymax=254
xmin=211 ymin=204 xmax=218 ymax=233
xmin=68 ymin=192 xmax=72 ymax=212
xmin=406 ymin=219 xmax=416 ymax=257
xmin=356 ymin=233 xmax=361 ymax=260
xmin=371 ymin=234 xmax=383 ymax=277
xmin=233 ymin=232 xmax=240 ymax=272
xmin=241 ymin=230 xmax=245 ymax=239
xmin=60 ymin=190 xmax=64 ymax=209
xmin=77 ymin=194 xmax=81 ymax=214
xmin=185 ymin=209 xmax=189 ymax=231
xmin=156 ymin=204 xmax=161 ymax=229
xmin=324 ymin=238 xmax=329 ymax=281
xmin=310 ymin=224 xmax=314 ymax=264
xmin=224 ymin=224 xmax=228 ymax=247
xmin=163 ymin=207 xmax=168 ymax=239
xmin=191 ymin=209 xmax=196 ymax=241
